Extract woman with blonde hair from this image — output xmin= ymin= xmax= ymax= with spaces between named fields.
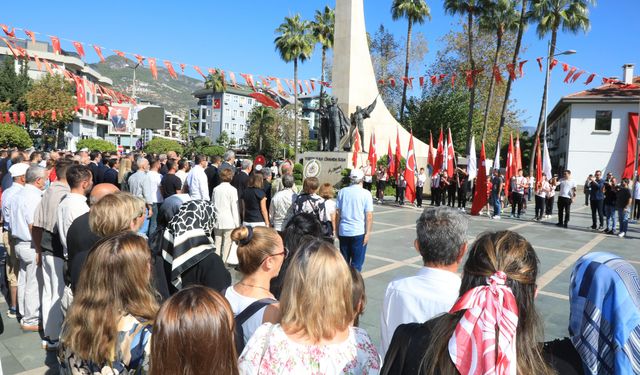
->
xmin=238 ymin=238 xmax=380 ymax=373
xmin=118 ymin=156 xmax=132 ymax=190
xmin=150 ymin=285 xmax=238 ymax=375
xmin=60 ymin=232 xmax=159 ymax=374
xmin=226 ymin=226 xmax=283 ymax=351
xmin=382 ymin=231 xmax=556 ymax=375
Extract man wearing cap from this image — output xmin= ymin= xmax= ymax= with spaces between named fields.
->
xmin=1 ymin=162 xmax=28 ymax=318
xmin=336 ymin=168 xmax=374 ymax=271
xmin=10 ymin=165 xmax=47 ymax=331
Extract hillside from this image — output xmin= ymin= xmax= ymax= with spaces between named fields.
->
xmin=90 ymin=55 xmax=203 ymax=115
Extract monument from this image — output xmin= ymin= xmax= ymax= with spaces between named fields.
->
xmin=302 ymin=0 xmax=430 ymax=185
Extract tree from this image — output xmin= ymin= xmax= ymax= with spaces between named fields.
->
xmin=246 ymin=106 xmax=278 ymax=159
xmin=204 ymin=69 xmax=226 ymax=92
xmin=478 ymin=0 xmax=520 ymax=142
xmin=528 ymin=0 xmax=594 ymax=175
xmin=0 ymin=123 xmax=33 ymax=149
xmin=184 ymin=136 xmax=224 ymax=158
xmin=143 ymin=138 xmax=184 ymax=155
xmin=274 ymin=14 xmax=315 ymax=162
xmin=391 ymin=0 xmax=431 ymax=123
xmin=76 ymin=138 xmax=117 ymax=152
xmin=216 ymin=130 xmax=231 ymax=148
xmin=0 ymin=58 xmax=31 ymax=112
xmin=24 ymin=74 xmax=76 ymax=149
xmin=444 ymin=0 xmax=486 ymax=155
xmin=311 ymin=6 xmax=335 ymax=104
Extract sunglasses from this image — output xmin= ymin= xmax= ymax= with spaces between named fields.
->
xmin=262 ymin=247 xmax=289 ymax=264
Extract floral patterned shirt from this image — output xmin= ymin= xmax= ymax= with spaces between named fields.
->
xmin=238 ymin=323 xmax=380 ymax=375
xmin=60 ymin=314 xmax=153 ymax=375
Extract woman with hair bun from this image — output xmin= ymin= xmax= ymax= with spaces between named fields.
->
xmin=226 ymin=226 xmax=284 ymax=350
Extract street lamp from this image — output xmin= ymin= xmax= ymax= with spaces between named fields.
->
xmin=543 ymin=43 xmax=576 ymax=139
xmin=127 ymin=61 xmax=141 ymax=152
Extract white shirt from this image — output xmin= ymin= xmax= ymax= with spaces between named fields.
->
xmin=9 ymin=184 xmax=43 ymax=242
xmin=558 ymin=178 xmax=577 ymax=198
xmin=417 ymin=173 xmax=427 ymax=188
xmin=270 ymin=165 xmax=279 ymax=177
xmin=224 ymin=286 xmax=269 ymax=345
xmin=363 ymin=165 xmax=373 ymax=183
xmin=147 ymin=170 xmax=163 ymax=204
xmin=175 ymin=170 xmax=187 ymax=188
xmin=186 ymin=165 xmax=209 ymax=201
xmin=536 ymin=180 xmax=550 ymax=198
xmin=269 ymin=188 xmax=297 ymax=232
xmin=380 ymin=267 xmax=461 ymax=358
xmin=634 ymin=183 xmax=640 ymax=200
xmin=2 ymin=183 xmax=23 ymax=230
xmin=56 ymin=192 xmax=90 ymax=255
xmin=212 ymin=182 xmax=240 ymax=230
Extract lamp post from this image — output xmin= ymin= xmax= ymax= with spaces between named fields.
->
xmin=128 ymin=62 xmax=141 ymax=151
xmin=543 ymin=43 xmax=576 ymax=140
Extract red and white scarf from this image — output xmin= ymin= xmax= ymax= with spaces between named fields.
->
xmin=448 ymin=271 xmax=519 ymax=375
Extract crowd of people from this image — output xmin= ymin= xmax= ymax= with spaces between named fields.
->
xmin=0 ymin=146 xmax=637 ymax=374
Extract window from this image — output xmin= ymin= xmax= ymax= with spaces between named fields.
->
xmin=233 ymin=110 xmax=238 ymax=117
xmin=225 ymin=107 xmax=229 ymax=115
xmin=233 ymin=95 xmax=238 ymax=103
xmin=240 ymin=110 xmax=244 ymax=118
xmin=248 ymin=98 xmax=253 ymax=105
xmin=595 ymin=110 xmax=612 ymax=131
xmin=233 ymin=124 xmax=237 ymax=131
xmin=240 ymin=97 xmax=245 ymax=104
xmin=207 ymin=109 xmax=211 ymax=116
xmin=225 ymin=123 xmax=229 ymax=130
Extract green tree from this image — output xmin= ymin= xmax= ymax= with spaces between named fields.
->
xmin=204 ymin=69 xmax=226 ymax=92
xmin=143 ymin=138 xmax=184 ymax=155
xmin=184 ymin=136 xmax=225 ymax=158
xmin=370 ymin=25 xmax=402 ymax=117
xmin=478 ymin=0 xmax=520 ymax=141
xmin=76 ymin=138 xmax=117 ymax=152
xmin=444 ymin=0 xmax=486 ymax=154
xmin=0 ymin=123 xmax=33 ymax=149
xmin=216 ymin=130 xmax=231 ymax=148
xmin=311 ymin=6 xmax=334 ymax=104
xmin=274 ymin=14 xmax=315 ymax=162
xmin=391 ymin=0 xmax=431 ymax=123
xmin=24 ymin=74 xmax=76 ymax=149
xmin=0 ymin=58 xmax=31 ymax=112
xmin=528 ymin=0 xmax=594 ymax=175
xmin=246 ymin=106 xmax=277 ymax=158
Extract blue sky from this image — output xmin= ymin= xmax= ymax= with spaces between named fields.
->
xmin=3 ymin=0 xmax=639 ymax=129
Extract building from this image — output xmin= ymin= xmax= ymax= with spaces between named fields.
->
xmin=159 ymin=110 xmax=183 ymax=140
xmin=547 ymin=64 xmax=639 ymax=180
xmin=0 ymin=39 xmax=122 ymax=151
xmin=299 ymin=94 xmax=321 ymax=141
xmin=190 ymin=86 xmax=260 ymax=148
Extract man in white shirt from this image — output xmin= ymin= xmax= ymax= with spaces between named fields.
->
xmin=56 ymin=164 xmax=92 ymax=256
xmin=269 ymin=174 xmax=297 ymax=233
xmin=362 ymin=159 xmax=373 ymax=191
xmin=128 ymin=157 xmax=154 ymax=235
xmin=10 ymin=165 xmax=46 ymax=331
xmin=212 ymin=168 xmax=241 ymax=264
xmin=1 ymin=162 xmax=28 ymax=318
xmin=147 ymin=159 xmax=164 ymax=235
xmin=380 ymin=206 xmax=468 ymax=358
xmin=186 ymin=154 xmax=209 ymax=201
xmin=510 ymin=169 xmax=526 ymax=218
xmin=416 ymin=168 xmax=427 ymax=208
xmin=556 ymin=169 xmax=577 ymax=228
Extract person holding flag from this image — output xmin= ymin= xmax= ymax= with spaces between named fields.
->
xmin=404 ymin=132 xmax=417 ymax=205
xmin=376 ymin=164 xmax=388 ymax=204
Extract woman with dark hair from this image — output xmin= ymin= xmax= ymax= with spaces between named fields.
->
xmin=242 ymin=172 xmax=269 ymax=227
xmin=60 ymin=232 xmax=159 ymax=373
xmin=270 ymin=212 xmax=323 ymax=298
xmin=382 ymin=230 xmax=555 ymax=375
xmin=150 ymin=285 xmax=238 ymax=375
xmin=161 ymin=200 xmax=231 ymax=294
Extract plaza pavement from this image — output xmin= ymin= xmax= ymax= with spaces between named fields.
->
xmin=1 ymin=191 xmax=638 ymax=374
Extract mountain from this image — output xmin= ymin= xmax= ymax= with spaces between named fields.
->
xmin=90 ymin=55 xmax=204 ymax=115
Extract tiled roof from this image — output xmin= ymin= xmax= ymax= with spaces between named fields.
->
xmin=564 ymin=76 xmax=640 ymax=99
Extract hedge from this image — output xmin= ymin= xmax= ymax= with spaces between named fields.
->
xmin=76 ymin=138 xmax=117 ymax=152
xmin=143 ymin=138 xmax=184 ymax=155
xmin=0 ymin=123 xmax=33 ymax=149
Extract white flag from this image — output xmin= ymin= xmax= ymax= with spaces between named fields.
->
xmin=493 ymin=140 xmax=500 ymax=171
xmin=543 ymin=138 xmax=552 ymax=179
xmin=467 ymin=135 xmax=477 ymax=180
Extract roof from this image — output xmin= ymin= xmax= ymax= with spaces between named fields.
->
xmin=548 ymin=76 xmax=640 ymax=123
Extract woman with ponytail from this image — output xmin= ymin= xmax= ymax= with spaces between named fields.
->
xmin=382 ymin=230 xmax=556 ymax=375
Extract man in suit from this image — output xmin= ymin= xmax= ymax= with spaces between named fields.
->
xmin=231 ymin=159 xmax=252 ymax=202
xmin=218 ymin=150 xmax=236 ymax=176
xmin=102 ymin=158 xmax=119 ymax=187
xmin=88 ymin=151 xmax=102 ymax=186
xmin=205 ymin=155 xmax=221 ymax=198
xmin=111 ymin=109 xmax=126 ymax=132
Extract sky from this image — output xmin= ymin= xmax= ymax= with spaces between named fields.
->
xmin=2 ymin=0 xmax=639 ymax=130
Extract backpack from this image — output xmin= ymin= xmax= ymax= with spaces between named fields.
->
xmin=293 ymin=194 xmax=333 ymax=239
xmin=232 ymin=296 xmax=277 ymax=356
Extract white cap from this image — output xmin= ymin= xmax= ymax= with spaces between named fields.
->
xmin=79 ymin=148 xmax=89 ymax=152
xmin=350 ymin=168 xmax=364 ymax=182
xmin=9 ymin=163 xmax=29 ymax=178
xmin=255 ymin=164 xmax=263 ymax=171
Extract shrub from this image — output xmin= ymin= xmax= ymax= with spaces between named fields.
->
xmin=143 ymin=138 xmax=184 ymax=155
xmin=76 ymin=138 xmax=117 ymax=152
xmin=202 ymin=145 xmax=225 ymax=157
xmin=0 ymin=123 xmax=33 ymax=149
xmin=293 ymin=162 xmax=303 ymax=184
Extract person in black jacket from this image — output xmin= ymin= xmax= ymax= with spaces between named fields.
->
xmin=102 ymin=158 xmax=119 ymax=187
xmin=205 ymin=155 xmax=221 ymax=198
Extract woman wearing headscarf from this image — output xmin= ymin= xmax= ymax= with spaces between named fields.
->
xmin=161 ymin=200 xmax=231 ymax=294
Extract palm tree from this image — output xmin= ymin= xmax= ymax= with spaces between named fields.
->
xmin=391 ymin=0 xmax=431 ymax=123
xmin=248 ymin=106 xmax=276 ymax=152
xmin=528 ymin=0 xmax=593 ymax=175
xmin=444 ymin=0 xmax=486 ymax=155
xmin=478 ymin=0 xmax=519 ymax=142
xmin=311 ymin=6 xmax=334 ymax=105
xmin=274 ymin=14 xmax=315 ymax=162
xmin=204 ymin=69 xmax=226 ymax=92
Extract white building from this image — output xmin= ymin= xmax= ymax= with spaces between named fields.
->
xmin=547 ymin=64 xmax=639 ymax=181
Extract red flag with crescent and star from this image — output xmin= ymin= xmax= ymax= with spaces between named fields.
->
xmin=93 ymin=45 xmax=105 ymax=62
xmin=470 ymin=142 xmax=488 ymax=215
xmin=352 ymin=129 xmax=362 ymax=168
xmin=446 ymin=128 xmax=456 ymax=178
xmin=50 ymin=36 xmax=61 ymax=54
xmin=73 ymin=76 xmax=86 ymax=108
xmin=394 ymin=128 xmax=402 ymax=179
xmin=164 ymin=61 xmax=178 ymax=79
xmin=149 ymin=58 xmax=158 ymax=80
xmin=72 ymin=41 xmax=85 ymax=59
xmin=433 ymin=129 xmax=444 ymax=175
xmin=24 ymin=30 xmax=35 ymax=43
xmin=193 ymin=66 xmax=206 ymax=78
xmin=368 ymin=131 xmax=377 ymax=168
xmin=387 ymin=139 xmax=396 ymax=177
xmin=404 ymin=132 xmax=417 ymax=203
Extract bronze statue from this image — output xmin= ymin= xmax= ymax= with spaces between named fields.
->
xmin=347 ymin=96 xmax=377 ymax=151
xmin=326 ymin=96 xmax=349 ymax=151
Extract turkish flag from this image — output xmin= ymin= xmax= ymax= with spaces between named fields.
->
xmin=73 ymin=76 xmax=87 ymax=108
xmin=536 ymin=57 xmax=543 ymax=72
xmin=535 ymin=136 xmax=542 ymax=183
xmin=149 ymin=58 xmax=158 ymax=80
xmin=428 ymin=131 xmax=434 ymax=170
xmin=19 ymin=112 xmax=26 ymax=125
xmin=518 ymin=60 xmax=528 ymax=77
xmin=0 ymin=113 xmax=4 ymax=123
xmin=3 ymin=112 xmax=9 ymax=123
xmin=419 ymin=76 xmax=425 ymax=87
xmin=515 ymin=135 xmax=522 ymax=172
xmin=585 ymin=73 xmax=596 ymax=85
xmin=310 ymin=80 xmax=315 ymax=91
xmin=433 ymin=129 xmax=444 ymax=175
xmin=12 ymin=112 xmax=17 ymax=123
xmin=352 ymin=129 xmax=362 ymax=168
xmin=395 ymin=128 xmax=402 ymax=179
xmin=240 ymin=73 xmax=256 ymax=91
xmin=402 ymin=77 xmax=413 ymax=89
xmin=404 ymin=132 xmax=417 ymax=203
xmin=276 ymin=78 xmax=287 ymax=97
xmin=34 ymin=55 xmax=42 ymax=71
xmin=470 ymin=142 xmax=488 ymax=215
xmin=193 ymin=66 xmax=206 ymax=78
xmin=24 ymin=30 xmax=35 ymax=43
xmin=623 ymin=113 xmax=639 ymax=179
xmin=451 ymin=73 xmax=456 ymax=88
xmin=387 ymin=139 xmax=396 ymax=177
xmin=164 ymin=61 xmax=178 ymax=79
xmin=179 ymin=63 xmax=185 ymax=73
xmin=564 ymin=67 xmax=577 ymax=83
xmin=505 ymin=134 xmax=515 ymax=197
xmin=571 ymin=70 xmax=585 ymax=83
xmin=213 ymin=99 xmax=221 ymax=109
xmin=368 ymin=132 xmax=377 ymax=168
xmin=389 ymin=78 xmax=396 ymax=88
xmin=113 ymin=50 xmax=126 ymax=58
xmin=465 ymin=70 xmax=474 ymax=88
xmin=72 ymin=41 xmax=85 ymax=59
xmin=430 ymin=75 xmax=437 ymax=85
xmin=549 ymin=59 xmax=558 ymax=71
xmin=1 ymin=25 xmax=15 ymax=38
xmin=50 ymin=36 xmax=61 ymax=54
xmin=506 ymin=64 xmax=516 ymax=80
xmin=93 ymin=45 xmax=105 ymax=62
xmin=446 ymin=128 xmax=456 ymax=178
